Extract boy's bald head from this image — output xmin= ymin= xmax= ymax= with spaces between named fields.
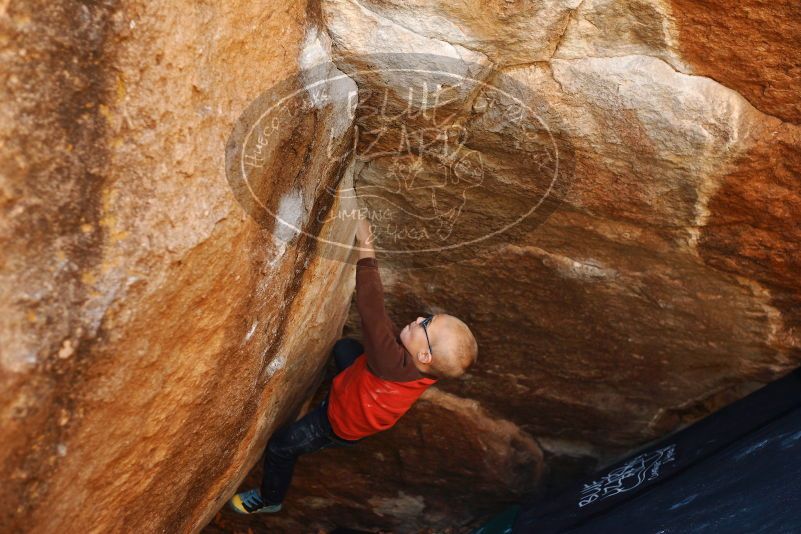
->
xmin=428 ymin=314 xmax=477 ymax=379
xmin=399 ymin=313 xmax=478 ymax=379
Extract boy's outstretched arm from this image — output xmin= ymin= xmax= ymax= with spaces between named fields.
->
xmin=353 ymin=220 xmax=419 ymax=380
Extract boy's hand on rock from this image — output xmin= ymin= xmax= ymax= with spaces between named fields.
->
xmin=354 ymin=218 xmax=376 ymax=260
xmin=355 ymin=218 xmax=372 ymax=244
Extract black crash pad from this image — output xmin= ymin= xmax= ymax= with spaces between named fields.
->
xmin=514 ymin=368 xmax=801 ymax=533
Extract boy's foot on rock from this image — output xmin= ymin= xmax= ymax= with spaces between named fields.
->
xmin=228 ymin=488 xmax=282 ymax=514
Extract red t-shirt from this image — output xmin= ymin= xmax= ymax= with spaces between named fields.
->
xmin=327 ymin=354 xmax=437 ymax=440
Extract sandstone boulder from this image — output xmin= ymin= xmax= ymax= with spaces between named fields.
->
xmin=1 ymin=1 xmax=357 ymax=532
xmin=243 ymin=0 xmax=799 ymax=528
xmin=3 ymin=0 xmax=801 ymax=532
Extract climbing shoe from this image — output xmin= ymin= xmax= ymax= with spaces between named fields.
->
xmin=228 ymin=488 xmax=282 ymax=514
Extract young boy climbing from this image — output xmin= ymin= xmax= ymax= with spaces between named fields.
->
xmin=228 ymin=219 xmax=478 ymax=514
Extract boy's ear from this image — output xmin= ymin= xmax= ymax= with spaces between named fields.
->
xmin=417 ymin=350 xmax=432 ymax=365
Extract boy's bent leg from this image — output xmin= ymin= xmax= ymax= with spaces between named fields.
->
xmin=332 ymin=338 xmax=364 ymax=374
xmin=261 ymin=401 xmax=337 ymax=505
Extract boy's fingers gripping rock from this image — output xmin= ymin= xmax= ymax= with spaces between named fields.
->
xmin=355 ymin=218 xmax=374 ymax=245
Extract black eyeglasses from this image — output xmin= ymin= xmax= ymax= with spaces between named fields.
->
xmin=420 ymin=314 xmax=434 ymax=355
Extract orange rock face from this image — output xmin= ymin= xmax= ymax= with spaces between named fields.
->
xmin=1 ymin=1 xmax=356 ymax=532
xmin=212 ymin=0 xmax=799 ymax=530
xmin=698 ymin=121 xmax=801 ymax=367
xmin=670 ymin=0 xmax=801 ymax=124
xmin=3 ymin=0 xmax=801 ymax=533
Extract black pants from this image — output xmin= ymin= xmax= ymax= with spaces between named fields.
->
xmin=260 ymin=338 xmax=364 ymax=505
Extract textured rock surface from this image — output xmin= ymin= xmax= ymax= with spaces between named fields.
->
xmin=669 ymin=0 xmax=801 ymax=124
xmin=1 ymin=1 xmax=357 ymax=532
xmin=208 ymin=385 xmax=544 ymax=533
xmin=207 ymin=0 xmax=799 ymax=529
xmin=4 ymin=0 xmax=801 ymax=533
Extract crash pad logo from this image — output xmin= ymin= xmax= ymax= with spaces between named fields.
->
xmin=578 ymin=444 xmax=678 ymax=508
xmin=225 ymin=53 xmax=575 ymax=266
